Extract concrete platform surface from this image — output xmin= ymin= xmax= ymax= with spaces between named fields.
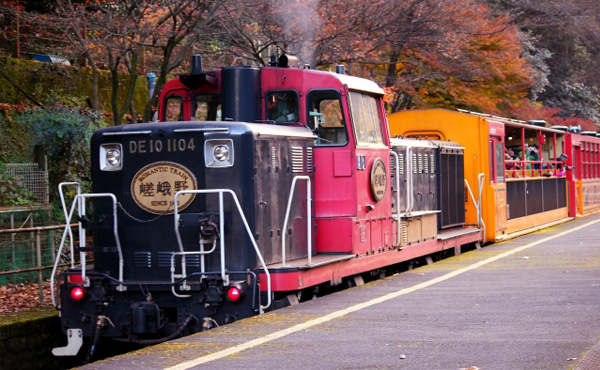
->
xmin=81 ymin=213 xmax=600 ymax=370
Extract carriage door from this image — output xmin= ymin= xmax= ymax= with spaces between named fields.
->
xmin=573 ymin=144 xmax=582 ymax=215
xmin=490 ymin=136 xmax=507 ymax=232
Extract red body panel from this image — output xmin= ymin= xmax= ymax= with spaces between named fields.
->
xmin=260 ymin=230 xmax=482 ymax=292
xmin=157 ymin=62 xmax=478 ymax=297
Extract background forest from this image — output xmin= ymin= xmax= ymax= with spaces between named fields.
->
xmin=1 ymin=0 xmax=600 ymax=126
xmin=0 ymin=0 xmax=599 ymax=206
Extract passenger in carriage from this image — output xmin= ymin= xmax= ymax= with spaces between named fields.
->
xmin=556 ymin=153 xmax=568 ymax=176
xmin=505 ymin=148 xmax=517 ymax=169
xmin=529 ymin=145 xmax=540 ymax=169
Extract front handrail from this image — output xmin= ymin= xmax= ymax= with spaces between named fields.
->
xmin=464 ymin=173 xmax=486 ymax=243
xmin=58 ymin=182 xmax=81 ymax=269
xmin=51 ymin=192 xmax=125 ymax=306
xmin=173 ymin=189 xmax=272 ymax=310
xmin=281 ymin=176 xmax=312 ymax=267
xmin=390 ymin=151 xmax=401 ymax=243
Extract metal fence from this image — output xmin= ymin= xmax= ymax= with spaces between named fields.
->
xmin=3 ymin=163 xmax=49 ymax=204
xmin=0 ymin=224 xmax=66 ymax=304
xmin=0 ymin=207 xmax=80 ymax=306
xmin=0 ymin=207 xmax=56 ymax=302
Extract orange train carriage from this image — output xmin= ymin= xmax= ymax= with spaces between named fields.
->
xmin=388 ymin=109 xmax=600 ymax=242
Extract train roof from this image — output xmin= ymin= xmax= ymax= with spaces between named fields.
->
xmin=94 ymin=120 xmax=316 ymax=140
xmin=390 ymin=137 xmax=464 ymax=150
xmin=330 ymin=71 xmax=385 ymax=95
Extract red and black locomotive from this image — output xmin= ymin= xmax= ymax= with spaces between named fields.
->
xmin=51 ymin=55 xmax=480 ymax=357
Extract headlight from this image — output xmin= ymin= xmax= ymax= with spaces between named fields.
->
xmin=100 ymin=143 xmax=123 ymax=171
xmin=205 ymin=139 xmax=234 ymax=168
xmin=106 ymin=149 xmax=121 ymax=165
xmin=214 ymin=145 xmax=229 ymax=162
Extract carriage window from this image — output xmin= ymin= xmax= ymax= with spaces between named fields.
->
xmin=267 ymin=91 xmax=299 ymax=123
xmin=307 ymin=90 xmax=347 ymax=145
xmin=193 ymin=94 xmax=222 ymax=121
xmin=348 ymin=91 xmax=384 ymax=146
xmin=495 ymin=141 xmax=505 ymax=183
xmin=164 ymin=96 xmax=183 ymax=121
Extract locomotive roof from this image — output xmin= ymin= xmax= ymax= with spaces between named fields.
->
xmin=262 ymin=66 xmax=385 ymax=95
xmin=95 ymin=120 xmax=316 ymax=139
xmin=329 ymin=71 xmax=385 ymax=95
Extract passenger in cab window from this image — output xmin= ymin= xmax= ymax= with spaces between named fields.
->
xmin=267 ymin=91 xmax=299 ymax=123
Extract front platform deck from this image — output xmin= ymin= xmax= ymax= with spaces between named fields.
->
xmin=259 ymin=226 xmax=483 ymax=292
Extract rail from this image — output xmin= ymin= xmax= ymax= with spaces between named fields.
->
xmin=51 ymin=190 xmax=125 ymax=306
xmin=281 ymin=176 xmax=312 ymax=267
xmin=0 ymin=224 xmax=72 ymax=305
xmin=405 ymin=147 xmax=414 ymax=215
xmin=58 ymin=182 xmax=81 ymax=269
xmin=173 ymin=189 xmax=272 ymax=310
xmin=505 ymin=159 xmax=568 ymax=179
xmin=390 ymin=151 xmax=402 ymax=240
xmin=464 ymin=173 xmax=486 ymax=243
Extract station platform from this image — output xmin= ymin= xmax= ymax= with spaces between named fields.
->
xmin=81 ymin=213 xmax=600 ymax=369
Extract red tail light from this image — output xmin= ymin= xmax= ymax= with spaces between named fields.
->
xmin=226 ymin=285 xmax=243 ymax=302
xmin=71 ymin=286 xmax=85 ymax=300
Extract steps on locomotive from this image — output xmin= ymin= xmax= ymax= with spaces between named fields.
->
xmin=264 ymin=253 xmax=355 ymax=271
xmin=437 ymin=226 xmax=482 ymax=241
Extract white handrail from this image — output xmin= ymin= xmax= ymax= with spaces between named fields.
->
xmin=170 ymin=247 xmax=216 ymax=298
xmin=58 ymin=182 xmax=81 ymax=269
xmin=390 ymin=151 xmax=401 ymax=244
xmin=464 ymin=173 xmax=487 ymax=243
xmin=281 ymin=176 xmax=312 ymax=267
xmin=406 ymin=147 xmax=414 ymax=215
xmin=51 ymin=192 xmax=125 ymax=306
xmin=173 ymin=189 xmax=272 ymax=310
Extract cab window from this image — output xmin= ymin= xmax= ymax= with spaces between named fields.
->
xmin=266 ymin=91 xmax=299 ymax=123
xmin=193 ymin=94 xmax=222 ymax=121
xmin=164 ymin=96 xmax=183 ymax=121
xmin=348 ymin=91 xmax=384 ymax=146
xmin=307 ymin=90 xmax=347 ymax=145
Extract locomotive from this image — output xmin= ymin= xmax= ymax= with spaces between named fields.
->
xmin=51 ymin=55 xmax=481 ymax=357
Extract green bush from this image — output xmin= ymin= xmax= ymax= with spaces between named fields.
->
xmin=0 ymin=171 xmax=35 ymax=206
xmin=18 ymin=106 xmax=108 ymax=199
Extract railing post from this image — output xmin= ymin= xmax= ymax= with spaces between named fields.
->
xmin=36 ymin=229 xmax=43 ymax=305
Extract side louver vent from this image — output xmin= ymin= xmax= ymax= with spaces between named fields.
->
xmin=271 ymin=146 xmax=277 ymax=169
xmin=306 ymin=147 xmax=313 ymax=172
xmin=291 ymin=146 xmax=313 ymax=173
xmin=291 ymin=146 xmax=303 ymax=173
xmin=157 ymin=252 xmax=201 ymax=268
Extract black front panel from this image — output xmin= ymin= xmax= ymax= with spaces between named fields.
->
xmin=526 ymin=180 xmax=544 ymax=214
xmin=543 ymin=178 xmax=558 ymax=211
xmin=506 ymin=178 xmax=567 ymax=219
xmin=90 ymin=122 xmax=257 ymax=281
xmin=438 ymin=150 xmax=465 ymax=229
xmin=507 ymin=181 xmax=526 ymax=219
xmin=557 ymin=178 xmax=567 ymax=208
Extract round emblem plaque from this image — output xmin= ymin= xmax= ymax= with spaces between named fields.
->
xmin=370 ymin=158 xmax=387 ymax=202
xmin=130 ymin=161 xmax=197 ymax=215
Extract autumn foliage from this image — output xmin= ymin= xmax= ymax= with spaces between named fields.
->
xmin=0 ymin=0 xmax=597 ymax=129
